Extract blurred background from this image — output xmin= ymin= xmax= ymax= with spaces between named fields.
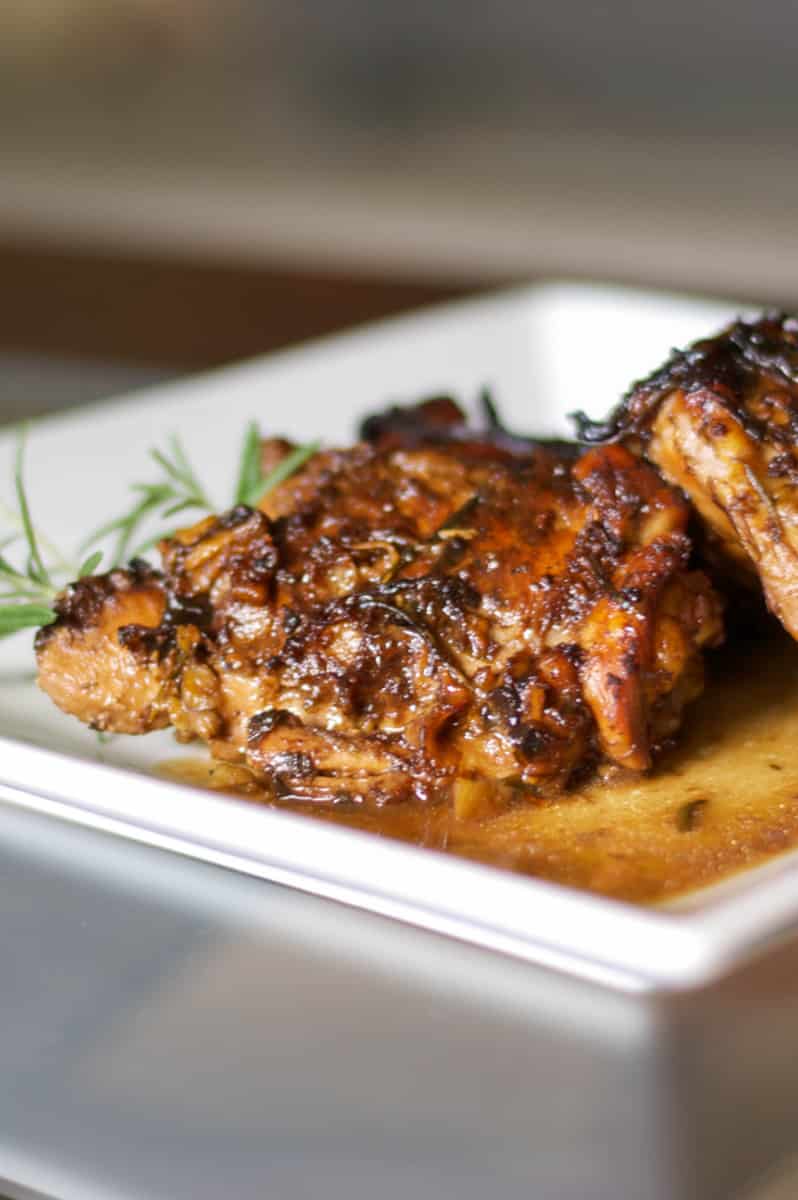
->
xmin=1 ymin=0 xmax=798 ymax=418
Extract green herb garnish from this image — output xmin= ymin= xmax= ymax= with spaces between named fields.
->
xmin=1 ymin=422 xmax=319 ymax=639
xmin=80 ymin=434 xmax=211 ymax=564
xmin=0 ymin=427 xmax=101 ymax=638
xmin=83 ymin=425 xmax=319 ymax=565
xmin=234 ymin=424 xmax=320 ymax=507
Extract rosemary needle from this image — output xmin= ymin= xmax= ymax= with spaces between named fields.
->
xmin=84 ymin=425 xmax=319 ymax=566
xmin=2 ymin=421 xmax=319 ymax=640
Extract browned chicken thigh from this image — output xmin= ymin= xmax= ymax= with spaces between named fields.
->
xmin=578 ymin=314 xmax=798 ymax=638
xmin=36 ymin=404 xmax=723 ymax=806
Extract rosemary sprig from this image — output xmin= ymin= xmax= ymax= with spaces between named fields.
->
xmin=0 ymin=428 xmax=102 ymax=638
xmin=14 ymin=429 xmax=49 ymax=586
xmin=2 ymin=421 xmax=319 ymax=639
xmin=80 ymin=433 xmax=211 ymax=564
xmin=0 ymin=603 xmax=59 ymax=638
xmin=78 ymin=550 xmax=104 ymax=578
xmin=234 ymin=423 xmax=320 ymax=507
xmin=82 ymin=482 xmax=174 ymax=566
xmin=152 ymin=433 xmax=213 ymax=512
xmin=84 ymin=425 xmax=319 ymax=566
xmin=233 ymin=421 xmax=263 ymax=507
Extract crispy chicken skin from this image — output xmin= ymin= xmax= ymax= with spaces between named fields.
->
xmin=34 ymin=561 xmax=172 ymax=734
xmin=577 ymin=314 xmax=798 ymax=637
xmin=359 ymin=393 xmax=578 ymax=463
xmin=36 ymin=406 xmax=722 ymax=804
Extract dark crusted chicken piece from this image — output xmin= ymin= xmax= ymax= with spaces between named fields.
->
xmin=359 ymin=392 xmax=578 ymax=464
xmin=36 ymin=404 xmax=722 ymax=805
xmin=577 ymin=313 xmax=798 ymax=638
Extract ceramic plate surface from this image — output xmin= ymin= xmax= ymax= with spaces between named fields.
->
xmin=3 ymin=281 xmax=795 ymax=993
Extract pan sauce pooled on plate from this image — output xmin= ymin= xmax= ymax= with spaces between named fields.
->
xmin=162 ymin=624 xmax=798 ymax=903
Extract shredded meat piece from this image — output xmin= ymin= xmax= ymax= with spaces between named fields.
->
xmin=36 ymin=403 xmax=723 ymax=805
xmin=576 ymin=313 xmax=798 ymax=637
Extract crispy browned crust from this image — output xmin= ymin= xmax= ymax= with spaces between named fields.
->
xmin=576 ymin=313 xmax=798 ymax=636
xmin=35 ymin=562 xmax=173 ymax=733
xmin=359 ymin=392 xmax=578 ymax=463
xmin=36 ymin=399 xmax=723 ymax=804
xmin=576 ymin=313 xmax=798 ymax=445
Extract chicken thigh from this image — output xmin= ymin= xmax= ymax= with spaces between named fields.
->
xmin=37 ymin=405 xmax=723 ymax=804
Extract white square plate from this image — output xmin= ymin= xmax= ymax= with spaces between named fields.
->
xmin=2 ymin=281 xmax=794 ymax=994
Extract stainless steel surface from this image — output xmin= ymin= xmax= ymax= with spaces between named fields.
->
xmin=1 ymin=801 xmax=798 ymax=1200
xmin=0 ymin=804 xmax=669 ymax=1200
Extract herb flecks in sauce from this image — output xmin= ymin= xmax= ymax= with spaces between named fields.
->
xmin=160 ymin=628 xmax=798 ymax=904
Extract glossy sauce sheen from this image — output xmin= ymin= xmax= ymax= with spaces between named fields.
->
xmin=160 ymin=630 xmax=798 ymax=904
